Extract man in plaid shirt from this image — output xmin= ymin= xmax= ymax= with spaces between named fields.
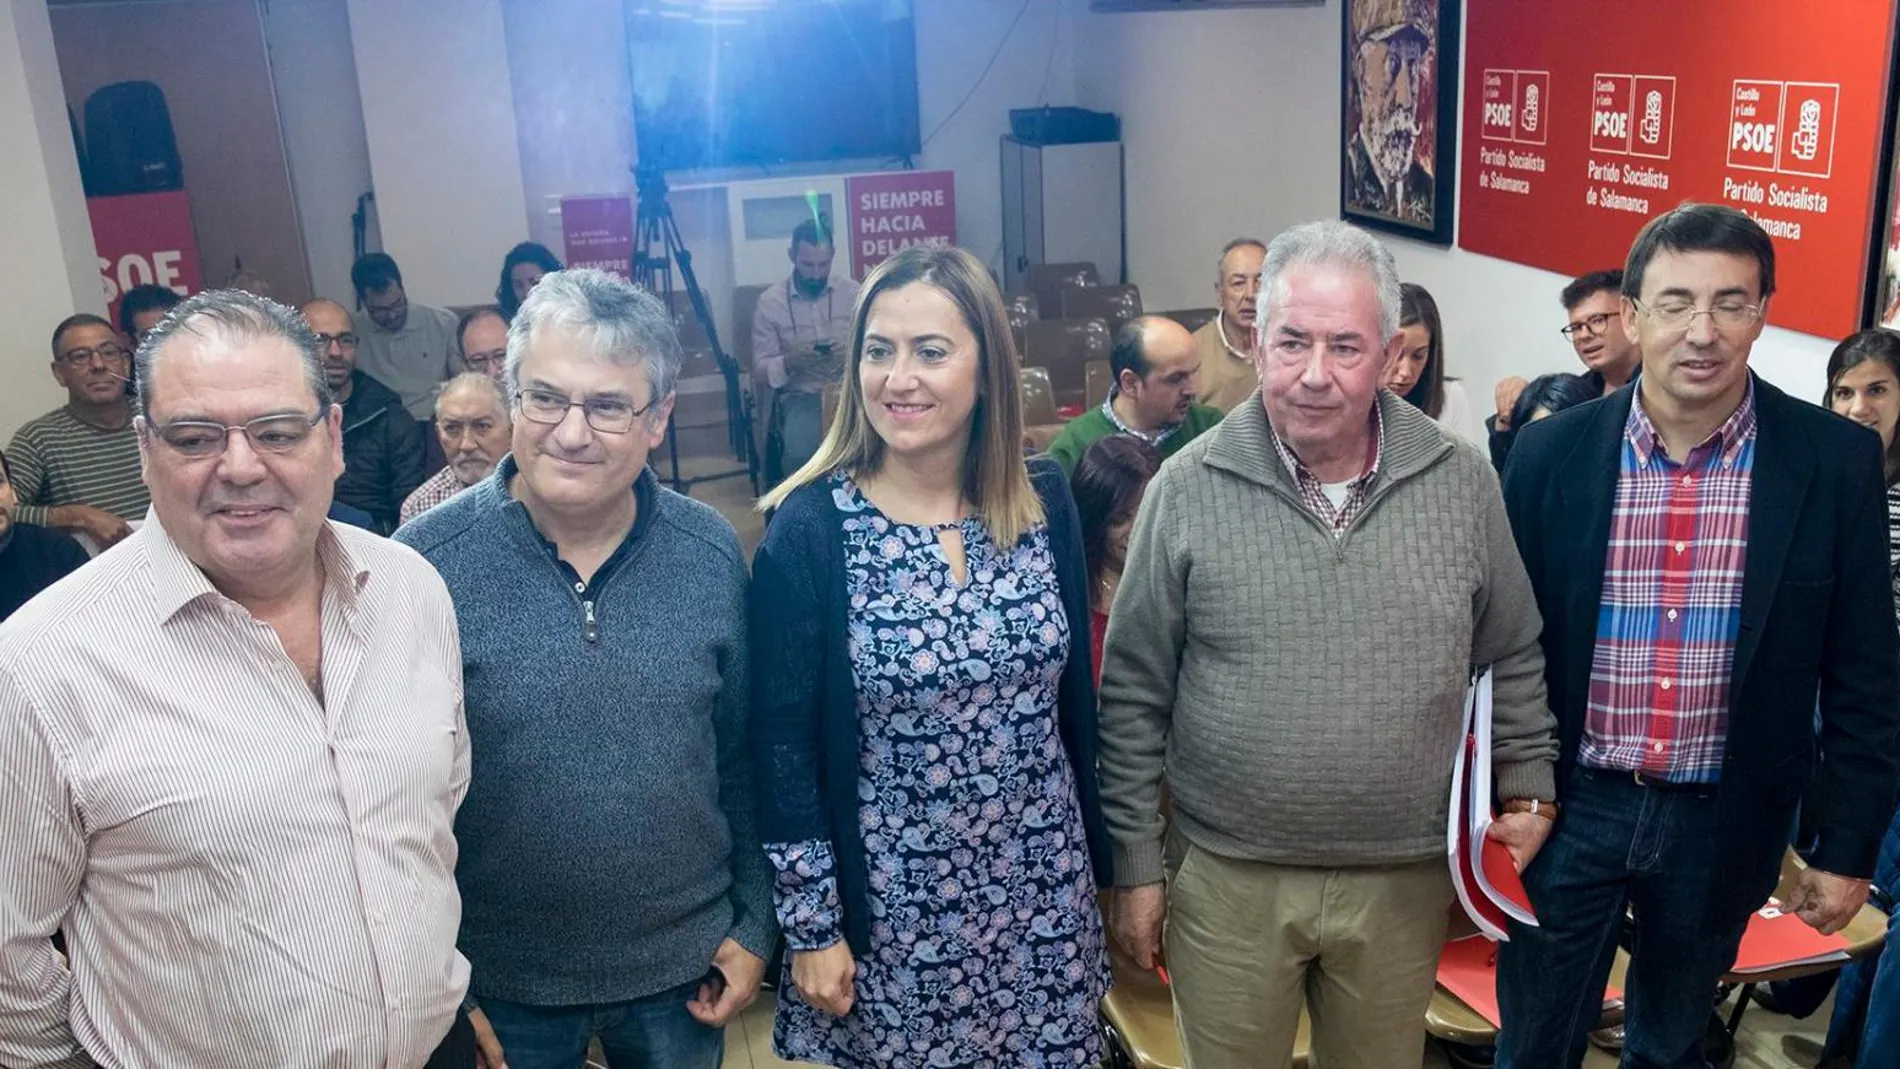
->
xmin=1498 ymin=203 xmax=1900 ymax=1068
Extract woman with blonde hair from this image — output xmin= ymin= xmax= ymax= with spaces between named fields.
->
xmin=751 ymin=245 xmax=1111 ymax=1066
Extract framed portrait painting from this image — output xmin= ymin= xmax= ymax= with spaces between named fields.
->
xmin=1340 ymin=0 xmax=1460 ymax=245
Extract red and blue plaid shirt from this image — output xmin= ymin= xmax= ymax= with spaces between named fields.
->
xmin=1580 ymin=383 xmax=1758 ymax=784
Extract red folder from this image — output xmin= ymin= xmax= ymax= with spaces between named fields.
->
xmin=1729 ymin=898 xmax=1851 ymax=976
xmin=1438 ymin=935 xmax=1624 ymax=1027
xmin=1448 ymin=668 xmax=1539 ymax=937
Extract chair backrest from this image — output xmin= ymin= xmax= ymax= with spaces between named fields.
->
xmin=731 ymin=284 xmax=770 ymax=373
xmin=1158 ymin=306 xmax=1220 ymax=335
xmin=1018 ymin=366 xmax=1058 ymax=426
xmin=1062 ymin=283 xmax=1143 ymax=333
xmin=1005 ymin=291 xmax=1040 ymax=331
xmin=1085 ymin=359 xmax=1113 ymax=407
xmin=1025 ymin=262 xmax=1100 ymax=321
xmin=1020 ymin=318 xmax=1112 ymax=407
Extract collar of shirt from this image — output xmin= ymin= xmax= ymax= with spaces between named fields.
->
xmin=511 ymin=460 xmax=658 ymax=596
xmin=1625 ymin=376 xmax=1758 ymax=469
xmin=146 ymin=510 xmax=369 ymax=624
xmin=1100 ymin=388 xmax=1183 ymax=447
xmin=1214 ymin=311 xmax=1251 ymax=363
xmin=1269 ymin=403 xmax=1385 ymax=491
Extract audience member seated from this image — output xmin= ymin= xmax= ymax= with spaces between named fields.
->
xmin=1491 ymin=372 xmax=1598 ymax=473
xmin=119 ymin=284 xmax=182 ymax=345
xmin=349 ymin=251 xmax=461 ymax=421
xmin=1071 ymin=435 xmax=1161 ymax=688
xmin=6 ymin=314 xmax=150 ymax=550
xmin=400 ymin=372 xmax=511 ymax=526
xmin=753 ymin=216 xmax=859 ymax=487
xmin=458 ymin=306 xmax=510 ymax=380
xmin=304 ymin=299 xmax=428 ymax=534
xmin=1489 ymin=268 xmax=1642 ymax=452
xmin=497 ymin=241 xmax=562 ymax=321
xmin=0 ymin=446 xmax=87 ymax=622
xmin=1387 ymin=282 xmax=1483 ymax=445
xmin=1047 ymin=316 xmax=1223 ymax=475
xmin=1193 ymin=237 xmax=1266 ymax=412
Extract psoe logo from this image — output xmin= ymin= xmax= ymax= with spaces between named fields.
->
xmin=1640 ymin=90 xmax=1664 ymax=145
xmin=1522 ymin=83 xmax=1540 ymax=134
xmin=1790 ymin=98 xmax=1822 ymax=161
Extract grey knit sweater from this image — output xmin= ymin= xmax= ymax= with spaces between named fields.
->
xmin=1099 ymin=391 xmax=1559 ymax=886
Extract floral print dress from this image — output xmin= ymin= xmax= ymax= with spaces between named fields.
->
xmin=764 ymin=474 xmax=1108 ymax=1068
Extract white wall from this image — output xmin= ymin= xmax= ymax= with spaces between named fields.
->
xmin=347 ymin=0 xmax=529 ymax=307
xmin=1074 ymin=2 xmax=1834 ymax=407
xmin=265 ymin=0 xmax=377 ymax=305
xmin=0 ymin=0 xmax=102 ymax=436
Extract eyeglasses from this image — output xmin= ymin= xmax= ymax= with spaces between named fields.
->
xmin=1631 ymin=299 xmax=1764 ymax=334
xmin=1559 ymin=313 xmax=1617 ymax=339
xmin=314 ymin=332 xmax=359 ymax=352
xmin=56 ymin=342 xmax=130 ymax=366
xmin=514 ymin=388 xmax=651 ymax=434
xmin=463 ymin=348 xmax=507 ymax=374
xmin=145 ymin=410 xmax=328 ymax=458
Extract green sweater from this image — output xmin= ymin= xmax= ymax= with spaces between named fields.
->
xmin=1046 ymin=401 xmax=1224 ymax=475
xmin=1098 ymin=392 xmax=1558 ymax=886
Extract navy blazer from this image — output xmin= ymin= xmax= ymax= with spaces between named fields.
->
xmin=748 ymin=458 xmax=1113 ymax=956
xmin=1502 ymin=376 xmax=1900 ymax=919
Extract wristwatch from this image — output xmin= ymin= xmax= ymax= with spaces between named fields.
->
xmin=1502 ymin=798 xmax=1561 ymax=821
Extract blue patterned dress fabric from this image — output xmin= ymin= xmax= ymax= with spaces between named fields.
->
xmin=764 ymin=473 xmax=1108 ymax=1067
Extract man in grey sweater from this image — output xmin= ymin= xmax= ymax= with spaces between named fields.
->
xmin=395 ymin=269 xmax=773 ymax=1069
xmin=1098 ymin=220 xmax=1560 ymax=1069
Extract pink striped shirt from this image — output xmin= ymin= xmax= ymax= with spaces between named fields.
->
xmin=0 ymin=516 xmax=470 ymax=1069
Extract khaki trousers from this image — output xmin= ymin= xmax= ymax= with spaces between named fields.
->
xmin=1163 ymin=832 xmax=1454 ymax=1069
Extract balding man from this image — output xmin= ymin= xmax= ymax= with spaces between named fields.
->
xmin=1047 ymin=315 xmax=1223 ymax=475
xmin=302 ymin=299 xmax=429 ymax=534
xmin=1193 ymin=238 xmax=1267 ymax=413
xmin=400 ymin=373 xmax=511 ymax=525
xmin=457 ymin=307 xmax=509 ymax=380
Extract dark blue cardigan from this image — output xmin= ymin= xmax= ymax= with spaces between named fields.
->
xmin=749 ymin=458 xmax=1113 ymax=956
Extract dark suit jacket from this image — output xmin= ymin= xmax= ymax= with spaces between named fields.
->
xmin=1502 ymin=375 xmax=1900 ymax=920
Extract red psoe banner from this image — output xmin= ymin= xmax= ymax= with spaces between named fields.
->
xmin=846 ymin=170 xmax=956 ymax=278
xmin=1458 ymin=1 xmax=1897 ymax=339
xmin=561 ymin=195 xmax=635 ymax=280
xmin=89 ymin=191 xmax=203 ymax=329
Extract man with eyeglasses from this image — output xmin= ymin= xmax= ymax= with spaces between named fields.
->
xmin=400 ymin=373 xmax=511 ymax=526
xmin=4 ymin=314 xmax=151 ymax=551
xmin=1497 ymin=202 xmax=1900 ymax=1067
xmin=303 ymin=298 xmax=429 ymax=534
xmin=350 ymin=252 xmax=462 ymax=421
xmin=1487 ymin=270 xmax=1643 ymax=469
xmin=395 ymin=269 xmax=772 ymax=1069
xmin=0 ymin=288 xmax=498 ymax=1069
xmin=457 ymin=307 xmax=509 ymax=381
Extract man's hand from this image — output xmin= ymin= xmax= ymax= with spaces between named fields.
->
xmin=1493 ymin=376 xmax=1530 ymax=428
xmin=1783 ymin=867 xmax=1871 ymax=936
xmin=790 ymin=941 xmax=858 ymax=1017
xmin=53 ymin=504 xmax=132 ymax=547
xmin=686 ymin=938 xmax=767 ymax=1028
xmin=1111 ymin=883 xmax=1168 ymax=971
xmin=467 ymin=1006 xmax=507 ymax=1069
xmin=1486 ymin=812 xmax=1554 ymax=871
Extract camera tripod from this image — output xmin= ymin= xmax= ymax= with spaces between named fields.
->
xmin=632 ymin=167 xmax=758 ymax=495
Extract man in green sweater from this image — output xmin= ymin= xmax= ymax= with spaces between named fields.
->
xmin=1045 ymin=315 xmax=1223 ymax=474
xmin=1098 ymin=220 xmax=1560 ymax=1069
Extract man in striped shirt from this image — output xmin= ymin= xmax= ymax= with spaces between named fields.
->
xmin=1499 ymin=204 xmax=1900 ymax=1067
xmin=0 ymin=289 xmax=497 ymax=1069
xmin=5 ymin=314 xmax=151 ymax=549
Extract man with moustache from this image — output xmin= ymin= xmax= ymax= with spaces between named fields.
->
xmin=400 ymin=373 xmax=512 ymax=525
xmin=752 ymin=217 xmax=859 ymax=486
xmin=5 ymin=314 xmax=150 ymax=550
xmin=1344 ymin=0 xmax=1436 ymax=225
xmin=302 ymin=298 xmax=429 ymax=534
xmin=1193 ymin=238 xmax=1267 ymax=413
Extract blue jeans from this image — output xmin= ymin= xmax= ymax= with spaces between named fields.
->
xmin=1823 ymin=803 xmax=1900 ymax=1066
xmin=1496 ymin=769 xmax=1756 ymax=1069
xmin=477 ymin=978 xmax=723 ymax=1069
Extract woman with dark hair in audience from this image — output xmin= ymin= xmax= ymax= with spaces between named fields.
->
xmin=1490 ymin=372 xmax=1600 ymax=474
xmin=0 ymin=446 xmax=89 ymax=622
xmin=495 ymin=241 xmax=563 ymax=320
xmin=1387 ymin=282 xmax=1483 ymax=445
xmin=1072 ymin=435 xmax=1161 ymax=687
xmin=751 ymin=245 xmax=1111 ymax=1066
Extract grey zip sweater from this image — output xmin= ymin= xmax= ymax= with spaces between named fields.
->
xmin=394 ymin=459 xmax=774 ymax=1003
xmin=1098 ymin=391 xmax=1559 ymax=886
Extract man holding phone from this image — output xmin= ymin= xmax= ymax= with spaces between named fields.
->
xmin=751 ymin=217 xmax=859 ymax=487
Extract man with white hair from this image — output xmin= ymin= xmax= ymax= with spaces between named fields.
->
xmin=395 ymin=269 xmax=771 ymax=1068
xmin=1098 ymin=220 xmax=1561 ymax=1068
xmin=399 ymin=373 xmax=512 ymax=525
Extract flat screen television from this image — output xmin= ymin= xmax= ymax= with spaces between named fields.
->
xmin=627 ymin=0 xmax=921 ymax=172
